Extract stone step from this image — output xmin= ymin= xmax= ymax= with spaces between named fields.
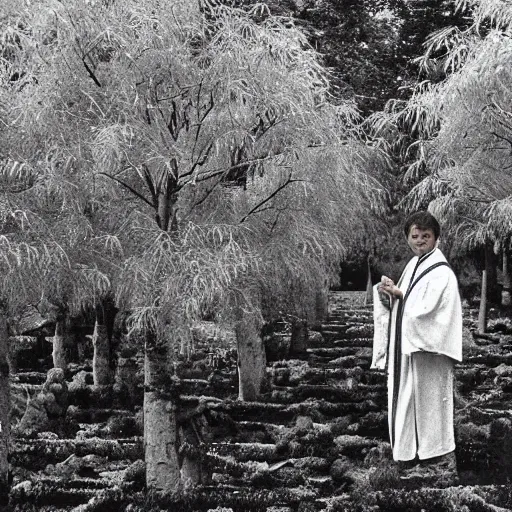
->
xmin=321 ymin=321 xmax=371 ymax=334
xmin=10 ymin=483 xmax=98 ymax=509
xmin=271 ymin=365 xmax=383 ymax=386
xmin=12 ymin=437 xmax=142 ymax=469
xmin=328 ymin=307 xmax=372 ymax=315
xmin=234 ymin=420 xmax=286 ymax=443
xmin=334 ymin=434 xmax=384 ymax=459
xmin=209 ymin=442 xmax=281 ymax=462
xmin=312 ymin=354 xmax=372 ymax=370
xmin=268 ymin=384 xmax=386 ymax=405
xmin=181 ymin=396 xmax=382 ymax=425
xmin=67 ymin=407 xmax=136 ymax=424
xmin=332 ymin=337 xmax=373 ymax=348
xmin=13 ymin=481 xmax=320 ymax=511
xmin=12 ymin=371 xmax=48 ymax=384
xmin=11 ymin=382 xmax=42 ymax=394
xmin=307 ymin=346 xmax=360 ymax=358
xmin=177 ymin=484 xmax=319 ymax=510
xmin=209 ymin=436 xmax=336 ymax=462
xmin=322 ymin=328 xmax=374 ymax=342
xmin=466 ymin=353 xmax=512 ymax=366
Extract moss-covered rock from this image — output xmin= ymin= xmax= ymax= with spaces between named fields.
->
xmin=14 ymin=368 xmax=73 ymax=439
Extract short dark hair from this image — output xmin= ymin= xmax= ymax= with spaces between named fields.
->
xmin=404 ymin=211 xmax=441 ymax=240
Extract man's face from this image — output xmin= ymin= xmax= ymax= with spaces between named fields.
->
xmin=407 ymin=225 xmax=436 ymax=257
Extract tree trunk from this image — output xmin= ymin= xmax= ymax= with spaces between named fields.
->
xmin=0 ymin=309 xmax=10 ymax=504
xmin=92 ymin=302 xmax=117 ymax=386
xmin=144 ymin=336 xmax=180 ymax=491
xmin=487 ymin=243 xmax=500 ymax=304
xmin=364 ymin=255 xmax=373 ymax=305
xmin=289 ymin=317 xmax=308 ymax=357
xmin=236 ymin=311 xmax=266 ymax=401
xmin=92 ymin=320 xmax=110 ymax=386
xmin=478 ymin=244 xmax=492 ymax=334
xmin=178 ymin=409 xmax=212 ymax=487
xmin=502 ymin=247 xmax=511 ymax=307
xmin=52 ymin=316 xmax=76 ymax=370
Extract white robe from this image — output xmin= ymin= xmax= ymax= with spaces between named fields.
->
xmin=372 ymin=248 xmax=463 ymax=461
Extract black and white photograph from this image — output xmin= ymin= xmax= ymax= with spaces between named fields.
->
xmin=0 ymin=0 xmax=511 ymax=510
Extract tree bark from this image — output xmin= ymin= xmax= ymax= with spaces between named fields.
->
xmin=502 ymin=246 xmax=511 ymax=307
xmin=52 ymin=316 xmax=76 ymax=370
xmin=144 ymin=336 xmax=180 ymax=491
xmin=487 ymin=242 xmax=500 ymax=304
xmin=236 ymin=311 xmax=266 ymax=401
xmin=92 ymin=301 xmax=117 ymax=386
xmin=478 ymin=244 xmax=492 ymax=334
xmin=178 ymin=407 xmax=212 ymax=487
xmin=0 ymin=309 xmax=10 ymax=504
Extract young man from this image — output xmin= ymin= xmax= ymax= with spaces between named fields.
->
xmin=372 ymin=211 xmax=463 ymax=478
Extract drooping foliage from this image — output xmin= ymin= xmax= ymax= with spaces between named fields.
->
xmin=0 ymin=0 xmax=386 ymax=346
xmin=369 ymin=0 xmax=512 ymax=256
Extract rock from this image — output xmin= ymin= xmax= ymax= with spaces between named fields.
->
xmin=491 ymin=363 xmax=512 ymax=377
xmin=308 ymin=331 xmax=324 ymax=347
xmin=271 ymin=367 xmax=290 ymax=386
xmin=103 ymin=415 xmax=139 ymax=437
xmin=80 ymin=454 xmax=106 ymax=470
xmin=330 ymin=456 xmax=353 ymax=483
xmin=287 ymin=360 xmax=311 ymax=385
xmin=14 ymin=368 xmax=72 ymax=438
xmin=295 ymin=415 xmax=314 ymax=432
xmin=36 ymin=432 xmax=59 ymax=440
xmin=346 ymin=325 xmax=372 ymax=337
xmin=11 ymin=480 xmax=32 ymax=493
xmin=293 ymin=457 xmax=330 ymax=472
xmin=363 ymin=443 xmax=393 ymax=467
xmin=123 ymin=460 xmax=145 ymax=484
xmin=68 ymin=370 xmax=92 ymax=391
xmin=331 ymin=416 xmax=352 ymax=436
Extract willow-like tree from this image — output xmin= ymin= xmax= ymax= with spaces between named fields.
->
xmin=4 ymin=0 xmax=385 ymax=490
xmin=369 ymin=0 xmax=512 ymax=330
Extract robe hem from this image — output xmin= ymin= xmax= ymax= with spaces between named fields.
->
xmin=393 ymin=445 xmax=456 ymax=462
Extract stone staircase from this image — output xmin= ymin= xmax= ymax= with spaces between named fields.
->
xmin=8 ymin=291 xmax=512 ymax=511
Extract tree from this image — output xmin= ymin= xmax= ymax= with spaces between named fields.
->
xmin=369 ymin=0 xmax=512 ymax=330
xmin=3 ymin=0 xmax=386 ymax=491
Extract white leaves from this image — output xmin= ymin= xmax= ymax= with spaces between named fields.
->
xmin=0 ymin=159 xmax=37 ymax=193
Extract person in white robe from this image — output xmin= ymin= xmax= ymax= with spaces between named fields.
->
xmin=372 ymin=211 xmax=463 ymax=467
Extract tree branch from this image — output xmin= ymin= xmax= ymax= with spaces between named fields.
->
xmin=82 ymin=58 xmax=101 ymax=88
xmin=97 ymin=172 xmax=154 ymax=208
xmin=135 ymin=165 xmax=158 ymax=206
xmin=192 ymin=89 xmax=215 ymax=159
xmin=189 ymin=175 xmax=225 ymax=210
xmin=239 ymin=174 xmax=303 ymax=223
xmin=491 ymin=131 xmax=512 ymax=152
xmin=180 ymin=141 xmax=214 ymax=182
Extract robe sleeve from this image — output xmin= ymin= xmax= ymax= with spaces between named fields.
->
xmin=401 ymin=268 xmax=463 ymax=362
xmin=371 ymin=283 xmax=391 ymax=370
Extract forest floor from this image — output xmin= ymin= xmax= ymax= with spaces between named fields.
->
xmin=7 ymin=291 xmax=512 ymax=511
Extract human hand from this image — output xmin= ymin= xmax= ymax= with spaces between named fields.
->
xmin=378 ymin=275 xmax=403 ymax=299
